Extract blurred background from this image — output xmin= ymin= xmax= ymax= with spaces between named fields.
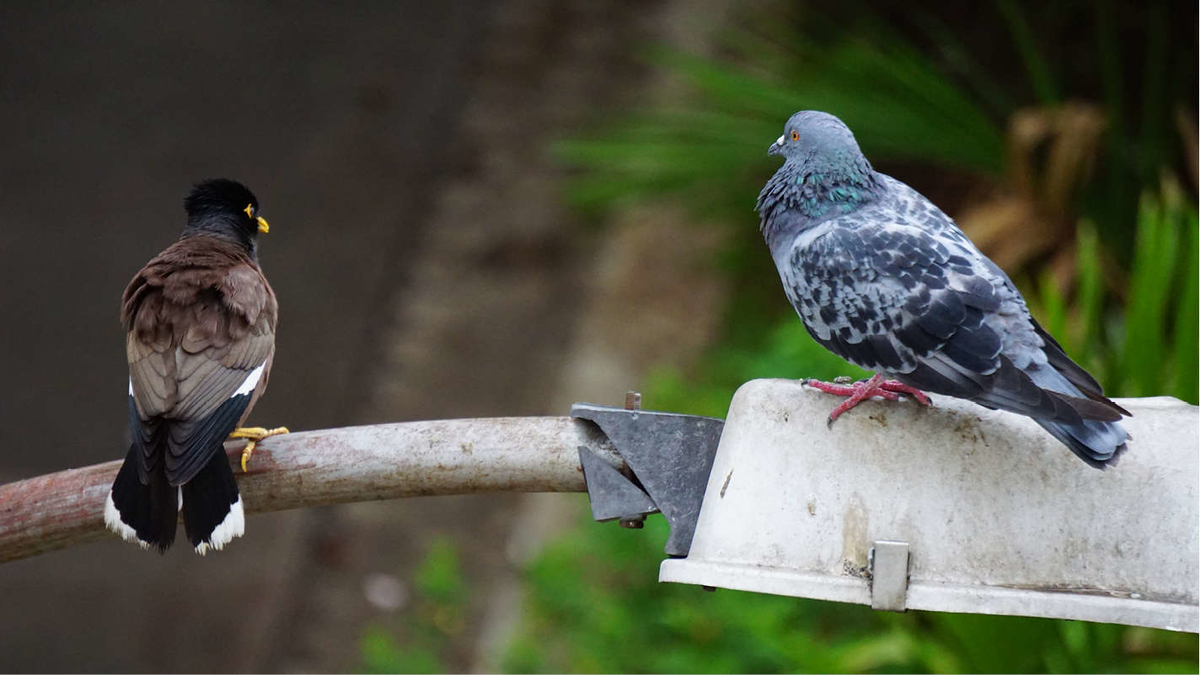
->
xmin=0 ymin=0 xmax=1196 ymax=672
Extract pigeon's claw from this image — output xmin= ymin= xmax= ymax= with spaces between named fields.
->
xmin=805 ymin=374 xmax=929 ymax=427
xmin=879 ymin=381 xmax=932 ymax=406
xmin=229 ymin=426 xmax=290 ymax=472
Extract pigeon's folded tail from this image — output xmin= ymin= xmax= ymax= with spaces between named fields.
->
xmin=1034 ymin=417 xmax=1129 ymax=468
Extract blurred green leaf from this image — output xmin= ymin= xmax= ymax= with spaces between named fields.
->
xmin=360 ymin=625 xmax=445 ymax=674
xmin=993 ymin=0 xmax=1060 ymax=104
xmin=1036 ymin=268 xmax=1069 ymax=350
xmin=414 ymin=538 xmax=466 ymax=605
xmin=1074 ymin=221 xmax=1104 ymax=369
xmin=1170 ymin=209 xmax=1199 ymax=402
xmin=358 ymin=538 xmax=469 ymax=673
xmin=1122 ymin=193 xmax=1174 ymax=394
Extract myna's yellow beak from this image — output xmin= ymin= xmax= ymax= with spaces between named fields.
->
xmin=257 ymin=216 xmax=270 ymax=234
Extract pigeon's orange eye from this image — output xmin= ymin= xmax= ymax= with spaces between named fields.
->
xmin=790 ymin=131 xmax=800 ymax=142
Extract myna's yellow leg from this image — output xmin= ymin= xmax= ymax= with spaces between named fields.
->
xmin=229 ymin=426 xmax=290 ymax=472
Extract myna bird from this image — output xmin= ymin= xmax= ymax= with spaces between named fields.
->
xmin=105 ymin=179 xmax=287 ymax=553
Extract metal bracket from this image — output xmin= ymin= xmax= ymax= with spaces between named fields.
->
xmin=572 ymin=402 xmax=724 ymax=557
xmin=577 ymin=445 xmax=658 ymax=522
xmin=870 ymin=540 xmax=910 ymax=611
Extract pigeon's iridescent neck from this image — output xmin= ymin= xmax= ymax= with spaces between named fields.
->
xmin=756 ymin=154 xmax=880 ymax=250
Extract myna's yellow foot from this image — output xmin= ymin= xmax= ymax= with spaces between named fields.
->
xmin=229 ymin=426 xmax=290 ymax=472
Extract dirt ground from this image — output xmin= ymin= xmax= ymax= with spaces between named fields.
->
xmin=0 ymin=1 xmax=728 ymax=671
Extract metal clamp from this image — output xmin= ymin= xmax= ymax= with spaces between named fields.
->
xmin=572 ymin=398 xmax=724 ymax=558
xmin=870 ymin=540 xmax=911 ymax=611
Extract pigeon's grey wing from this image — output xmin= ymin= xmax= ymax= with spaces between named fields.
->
xmin=782 ymin=212 xmax=1118 ymax=424
xmin=1026 ymin=317 xmax=1130 ymax=415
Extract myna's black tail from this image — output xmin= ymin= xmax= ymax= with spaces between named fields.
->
xmin=105 ymin=445 xmax=179 ymax=552
xmin=181 ymin=450 xmax=244 ymax=555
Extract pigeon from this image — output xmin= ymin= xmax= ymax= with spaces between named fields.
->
xmin=105 ymin=179 xmax=287 ymax=553
xmin=756 ymin=111 xmax=1129 ymax=468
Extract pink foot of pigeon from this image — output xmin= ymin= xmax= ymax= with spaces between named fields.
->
xmin=805 ymin=373 xmax=932 ymax=427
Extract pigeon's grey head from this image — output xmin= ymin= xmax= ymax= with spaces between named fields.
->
xmin=767 ymin=111 xmax=864 ymax=163
xmin=756 ymin=111 xmax=880 ymax=244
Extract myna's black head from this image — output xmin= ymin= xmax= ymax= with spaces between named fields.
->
xmin=182 ymin=179 xmax=270 ymax=256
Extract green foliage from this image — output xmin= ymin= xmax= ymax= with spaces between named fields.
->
xmin=503 ymin=503 xmax=883 ymax=674
xmin=993 ymin=0 xmax=1059 ymax=104
xmin=556 ymin=0 xmax=1195 ymax=263
xmin=359 ymin=539 xmax=469 ymax=674
xmin=362 ymin=626 xmax=444 ymax=675
xmin=502 ymin=502 xmax=1198 ymax=673
xmin=1027 ymin=181 xmax=1200 ymax=404
xmin=1119 ymin=181 xmax=1200 ymax=401
xmin=555 ymin=37 xmax=1003 ymax=224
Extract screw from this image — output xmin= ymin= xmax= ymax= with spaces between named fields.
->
xmin=624 ymin=391 xmax=641 ymax=410
xmin=618 ymin=392 xmax=646 ymax=530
